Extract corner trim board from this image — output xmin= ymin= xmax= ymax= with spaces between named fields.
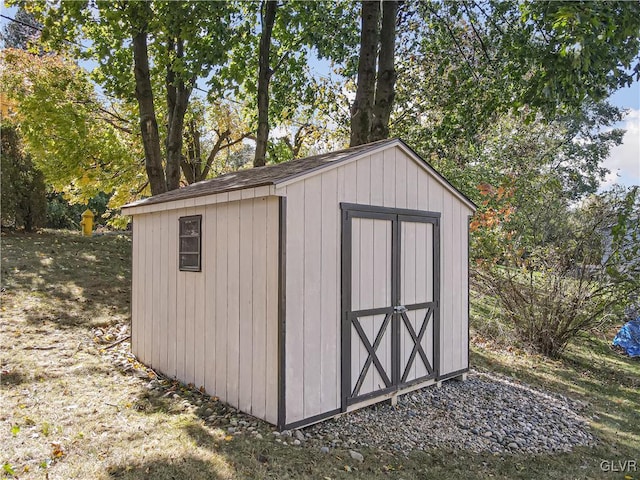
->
xmin=277 ymin=197 xmax=287 ymax=430
xmin=281 ymin=408 xmax=343 ymax=431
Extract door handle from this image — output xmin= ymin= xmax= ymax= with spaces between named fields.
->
xmin=393 ymin=305 xmax=407 ymax=313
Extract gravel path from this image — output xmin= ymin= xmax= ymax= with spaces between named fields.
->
xmin=302 ymin=370 xmax=596 ymax=455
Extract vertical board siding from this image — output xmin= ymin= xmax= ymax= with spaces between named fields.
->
xmin=184 ymin=208 xmax=197 ymax=385
xmin=152 ymin=212 xmax=161 ymax=366
xmin=144 ymin=214 xmax=153 ymax=365
xmin=159 ymin=213 xmax=169 ymax=373
xmin=252 ymin=197 xmax=268 ymax=420
xmin=320 ymin=170 xmax=339 ymax=412
xmin=303 ymin=176 xmax=323 ymax=418
xmin=382 ymin=148 xmax=396 ymax=207
xmin=284 ymin=146 xmax=472 ymax=424
xmin=176 ymin=209 xmax=187 ymax=381
xmin=214 ymin=203 xmax=229 ymax=400
xmin=204 ymin=205 xmax=217 ymax=392
xmin=167 ymin=211 xmax=178 ymax=378
xmin=194 ymin=211 xmax=206 ymax=389
xmin=226 ymin=201 xmax=241 ymax=409
xmin=265 ymin=197 xmax=279 ymax=424
xmin=131 ymin=196 xmax=279 ymax=423
xmin=285 ymin=181 xmax=305 ymax=422
xmin=239 ymin=200 xmax=254 ymax=413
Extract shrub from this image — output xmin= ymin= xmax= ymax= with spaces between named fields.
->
xmin=1 ymin=126 xmax=46 ymax=231
xmin=473 ymin=187 xmax=639 ymax=358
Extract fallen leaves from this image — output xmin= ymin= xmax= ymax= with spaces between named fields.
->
xmin=51 ymin=442 xmax=65 ymax=458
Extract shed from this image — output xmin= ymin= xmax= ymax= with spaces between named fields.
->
xmin=122 ymin=138 xmax=476 ymax=430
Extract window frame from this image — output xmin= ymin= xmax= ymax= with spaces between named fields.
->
xmin=178 ymin=215 xmax=202 ymax=272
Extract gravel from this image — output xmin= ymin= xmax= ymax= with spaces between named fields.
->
xmin=305 ymin=370 xmax=596 ymax=455
xmin=98 ymin=326 xmax=595 ymax=456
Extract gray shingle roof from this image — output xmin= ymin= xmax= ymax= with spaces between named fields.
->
xmin=122 ymin=138 xmax=477 ymax=211
xmin=122 ymin=139 xmax=396 ymax=209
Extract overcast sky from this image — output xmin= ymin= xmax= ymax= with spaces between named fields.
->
xmin=601 ymin=83 xmax=640 ymax=189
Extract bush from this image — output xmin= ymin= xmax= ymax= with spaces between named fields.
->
xmin=1 ymin=126 xmax=46 ymax=231
xmin=473 ymin=187 xmax=639 ymax=358
xmin=45 ymin=192 xmax=111 ymax=229
xmin=474 ymin=257 xmax=615 ymax=357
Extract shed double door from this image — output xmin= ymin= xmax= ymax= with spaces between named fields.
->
xmin=341 ymin=203 xmax=440 ymax=409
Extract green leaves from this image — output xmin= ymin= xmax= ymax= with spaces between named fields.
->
xmin=1 ymin=48 xmax=144 ymax=216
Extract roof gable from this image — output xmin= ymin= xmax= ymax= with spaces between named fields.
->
xmin=122 ymin=139 xmax=477 ymax=212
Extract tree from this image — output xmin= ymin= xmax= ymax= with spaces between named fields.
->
xmin=402 ymin=1 xmax=640 ymax=141
xmin=350 ymin=0 xmax=399 ymax=146
xmin=255 ymin=0 xmax=278 ymax=167
xmin=217 ymin=0 xmax=359 ymax=167
xmin=181 ymin=100 xmax=252 ymax=184
xmin=1 ymin=7 xmax=46 ymax=231
xmin=1 ymin=48 xmax=143 ymax=216
xmin=26 ymin=1 xmax=239 ymax=195
xmin=0 ymin=6 xmax=40 ymax=50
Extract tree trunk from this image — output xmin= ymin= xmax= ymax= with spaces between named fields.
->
xmin=350 ymin=0 xmax=380 ymax=147
xmin=254 ymin=0 xmax=277 ymax=167
xmin=370 ymin=0 xmax=397 ymax=142
xmin=165 ymin=38 xmax=191 ymax=191
xmin=132 ymin=25 xmax=166 ymax=196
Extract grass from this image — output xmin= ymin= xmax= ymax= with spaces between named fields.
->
xmin=2 ymin=229 xmax=639 ymax=479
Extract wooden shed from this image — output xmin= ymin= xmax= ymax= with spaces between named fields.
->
xmin=122 ymin=138 xmax=476 ymax=430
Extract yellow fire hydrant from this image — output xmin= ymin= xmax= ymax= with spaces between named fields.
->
xmin=80 ymin=209 xmax=95 ymax=236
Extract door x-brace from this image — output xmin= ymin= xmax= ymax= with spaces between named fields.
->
xmin=350 ymin=313 xmax=392 ymax=397
xmin=400 ymin=308 xmax=434 ymax=382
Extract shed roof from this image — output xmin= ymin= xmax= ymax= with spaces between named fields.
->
xmin=122 ymin=138 xmax=477 ymax=211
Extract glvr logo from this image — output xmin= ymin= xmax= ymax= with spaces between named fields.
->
xmin=600 ymin=460 xmax=638 ymax=472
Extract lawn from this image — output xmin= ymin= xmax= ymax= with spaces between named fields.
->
xmin=1 ymin=229 xmax=638 ymax=479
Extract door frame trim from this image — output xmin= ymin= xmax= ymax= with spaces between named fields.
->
xmin=340 ymin=202 xmax=440 ymax=412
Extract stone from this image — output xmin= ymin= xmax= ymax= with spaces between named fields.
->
xmin=292 ymin=439 xmax=301 ymax=446
xmin=320 ymin=446 xmax=330 ymax=454
xmin=298 ymin=369 xmax=594 ymax=456
xmin=295 ymin=430 xmax=305 ymax=442
xmin=255 ymin=433 xmax=263 ymax=440
xmin=349 ymin=450 xmax=364 ymax=462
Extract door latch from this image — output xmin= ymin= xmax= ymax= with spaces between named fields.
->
xmin=393 ymin=305 xmax=407 ymax=313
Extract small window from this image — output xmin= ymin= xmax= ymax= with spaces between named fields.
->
xmin=179 ymin=215 xmax=201 ymax=272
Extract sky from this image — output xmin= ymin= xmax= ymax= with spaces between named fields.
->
xmin=601 ymin=83 xmax=640 ymax=189
xmin=1 ymin=3 xmax=638 ymax=189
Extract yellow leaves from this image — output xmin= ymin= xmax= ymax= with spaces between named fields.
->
xmin=51 ymin=442 xmax=65 ymax=458
xmin=224 ymin=435 xmax=233 ymax=442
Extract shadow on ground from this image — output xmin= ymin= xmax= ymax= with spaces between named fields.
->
xmin=106 ymin=457 xmax=228 ymax=480
xmin=1 ymin=230 xmax=131 ymax=330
